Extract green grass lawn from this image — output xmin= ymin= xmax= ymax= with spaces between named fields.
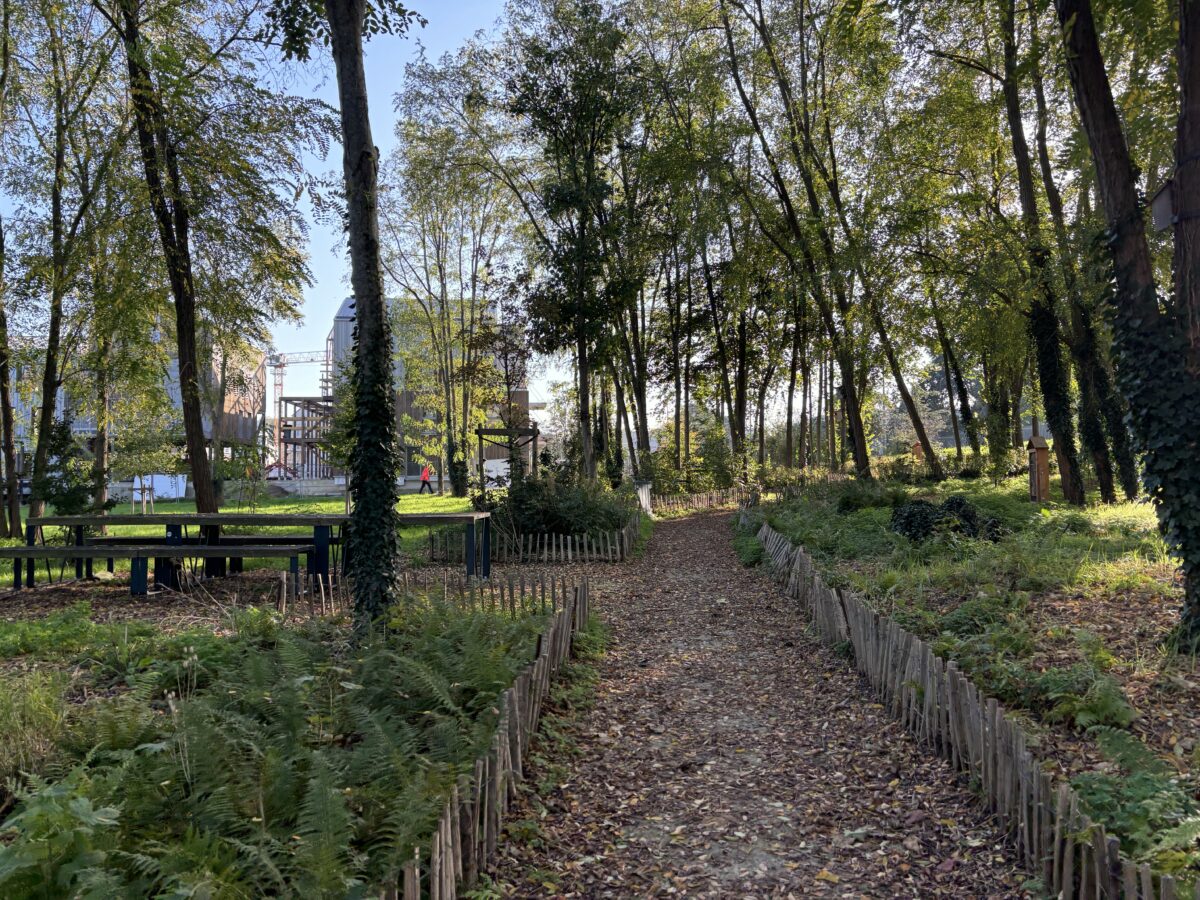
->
xmin=3 ymin=494 xmax=472 ymax=578
xmin=6 ymin=492 xmax=473 ymax=574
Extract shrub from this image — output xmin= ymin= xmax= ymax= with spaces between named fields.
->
xmin=477 ymin=472 xmax=635 ymax=536
xmin=1032 ymin=665 xmax=1136 ymax=729
xmin=0 ymin=602 xmax=548 ymax=895
xmin=836 ymin=480 xmax=909 ymax=513
xmin=890 ymin=499 xmax=942 ymax=541
xmin=890 ymin=495 xmax=1002 ymax=542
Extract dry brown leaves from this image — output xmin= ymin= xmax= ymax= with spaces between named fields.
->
xmin=490 ymin=512 xmax=1031 ymax=898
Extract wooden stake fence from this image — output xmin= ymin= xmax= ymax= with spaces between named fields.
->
xmin=650 ymin=487 xmax=751 ymax=514
xmin=379 ymin=577 xmax=591 ymax=899
xmin=747 ymin=514 xmax=1194 ymax=900
xmin=430 ymin=511 xmax=642 ymax=566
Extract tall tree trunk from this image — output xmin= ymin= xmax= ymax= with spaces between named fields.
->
xmin=1001 ymin=0 xmax=1085 ymax=504
xmin=325 ymin=0 xmax=401 ymax=620
xmin=576 ymin=335 xmax=595 ymax=479
xmin=872 ymin=303 xmax=944 ymax=478
xmin=0 ymin=6 xmax=14 ymax=536
xmin=29 ymin=60 xmax=68 ymax=520
xmin=935 ymin=309 xmax=981 ymax=457
xmin=785 ymin=315 xmax=799 ymax=467
xmin=798 ymin=336 xmax=810 ymax=468
xmin=115 ymin=2 xmax=217 ymax=515
xmin=93 ymin=336 xmax=111 ymax=517
xmin=1054 ymin=0 xmax=1200 ymax=636
xmin=614 ymin=364 xmax=637 ymax=477
xmin=815 ymin=352 xmax=824 ymax=468
xmin=756 ymin=362 xmax=774 ymax=467
xmin=1009 ymin=359 xmax=1026 ymax=451
xmin=1179 ymin=0 xmax=1200 ymax=373
xmin=0 ymin=216 xmax=16 ymax=537
xmin=734 ymin=309 xmax=748 ymax=457
xmin=1031 ymin=17 xmax=1116 ymax=500
xmin=942 ymin=342 xmax=963 ymax=461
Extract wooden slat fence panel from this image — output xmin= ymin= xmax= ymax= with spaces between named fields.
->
xmin=429 ymin=511 xmax=643 ymax=567
xmin=750 ymin=518 xmax=1168 ymax=900
xmin=650 ymin=487 xmax=751 ymax=514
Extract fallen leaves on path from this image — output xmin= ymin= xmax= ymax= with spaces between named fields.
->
xmin=490 ymin=511 xmax=1031 ymax=898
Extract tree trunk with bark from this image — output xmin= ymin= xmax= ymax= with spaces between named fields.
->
xmin=1001 ymin=0 xmax=1085 ymax=505
xmin=0 ymin=217 xmax=16 ymax=537
xmin=1055 ymin=0 xmax=1200 ymax=637
xmin=114 ymin=1 xmax=217 ymax=514
xmin=325 ymin=0 xmax=402 ymax=621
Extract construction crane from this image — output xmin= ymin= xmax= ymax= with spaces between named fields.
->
xmin=267 ymin=350 xmax=329 ymax=471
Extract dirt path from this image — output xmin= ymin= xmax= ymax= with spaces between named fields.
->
xmin=491 ymin=511 xmax=1031 ymax=898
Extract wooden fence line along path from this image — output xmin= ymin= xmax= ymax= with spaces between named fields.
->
xmin=277 ymin=570 xmax=584 ymax=623
xmin=747 ymin=513 xmax=1196 ymax=900
xmin=430 ymin=510 xmax=642 ymax=566
xmin=380 ymin=577 xmax=592 ymax=899
xmin=649 ymin=487 xmax=751 ymax=514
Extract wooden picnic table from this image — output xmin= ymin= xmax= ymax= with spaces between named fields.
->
xmin=26 ymin=509 xmax=493 ymax=586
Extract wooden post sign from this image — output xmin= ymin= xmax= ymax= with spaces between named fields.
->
xmin=1026 ymin=436 xmax=1050 ymax=501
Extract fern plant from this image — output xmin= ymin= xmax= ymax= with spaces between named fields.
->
xmin=0 ymin=598 xmax=551 ymax=895
xmin=1073 ymin=727 xmax=1200 ymax=879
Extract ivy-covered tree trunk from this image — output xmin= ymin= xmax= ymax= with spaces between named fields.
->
xmin=1000 ymin=0 xmax=1085 ymax=505
xmin=326 ymin=0 xmax=401 ymax=622
xmin=1030 ymin=21 xmax=1118 ymax=502
xmin=0 ymin=225 xmax=15 ymax=537
xmin=1054 ymin=0 xmax=1200 ymax=639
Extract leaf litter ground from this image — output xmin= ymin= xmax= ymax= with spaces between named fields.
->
xmin=491 ymin=510 xmax=1031 ymax=897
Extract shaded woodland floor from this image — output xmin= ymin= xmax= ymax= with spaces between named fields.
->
xmin=491 ymin=510 xmax=1033 ymax=898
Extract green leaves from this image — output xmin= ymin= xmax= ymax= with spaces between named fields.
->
xmin=262 ymin=0 xmax=425 ymax=63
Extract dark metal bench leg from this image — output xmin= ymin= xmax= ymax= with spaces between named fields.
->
xmin=230 ymin=556 xmax=243 ymax=574
xmin=465 ymin=522 xmax=476 ymax=579
xmin=157 ymin=524 xmax=182 ymax=590
xmin=107 ymin=557 xmax=114 ymax=574
xmin=13 ymin=559 xmax=20 ymax=591
xmin=74 ymin=526 xmax=85 ymax=580
xmin=25 ymin=523 xmax=35 ymax=587
xmin=482 ymin=518 xmax=491 ymax=580
xmin=289 ymin=555 xmax=300 ymax=602
xmin=204 ymin=524 xmax=225 ymax=578
xmin=130 ymin=558 xmax=148 ymax=596
xmin=314 ymin=525 xmax=330 ymax=585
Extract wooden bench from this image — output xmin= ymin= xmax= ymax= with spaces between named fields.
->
xmin=86 ymin=534 xmax=342 ymax=575
xmin=0 ymin=545 xmax=313 ymax=596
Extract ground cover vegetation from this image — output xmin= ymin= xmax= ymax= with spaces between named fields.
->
xmin=0 ymin=587 xmax=550 ymax=896
xmin=753 ymin=474 xmax=1200 ymax=881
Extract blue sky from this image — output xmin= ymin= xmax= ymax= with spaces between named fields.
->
xmin=271 ymin=0 xmax=506 ymax=398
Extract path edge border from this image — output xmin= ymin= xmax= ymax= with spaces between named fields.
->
xmin=746 ymin=511 xmax=1189 ymax=900
xmin=378 ymin=577 xmax=592 ymax=899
